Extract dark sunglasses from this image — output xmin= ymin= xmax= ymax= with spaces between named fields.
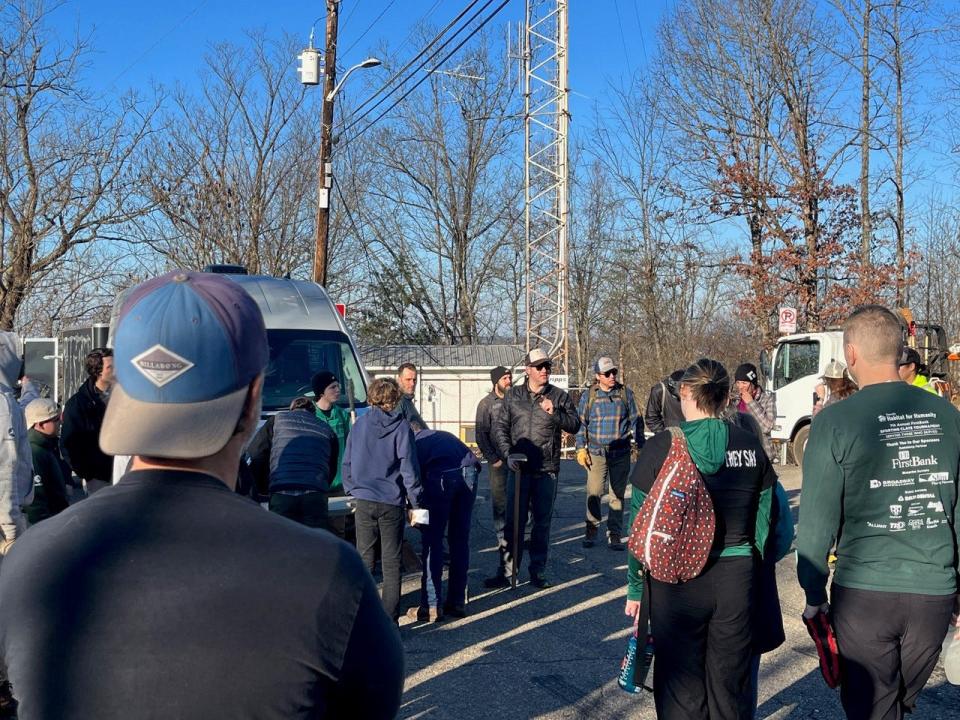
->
xmin=532 ymin=363 xmax=552 ymax=372
xmin=602 ymin=369 xmax=618 ymax=377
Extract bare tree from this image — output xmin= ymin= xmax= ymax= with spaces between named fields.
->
xmin=341 ymin=31 xmax=522 ymax=344
xmin=0 ymin=0 xmax=162 ymax=329
xmin=139 ymin=32 xmax=316 ymax=277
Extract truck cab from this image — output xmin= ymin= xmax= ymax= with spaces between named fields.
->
xmin=761 ymin=318 xmax=949 ymax=466
xmin=761 ymin=331 xmax=844 ymax=466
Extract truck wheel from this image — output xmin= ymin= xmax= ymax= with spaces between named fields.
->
xmin=792 ymin=425 xmax=810 ymax=467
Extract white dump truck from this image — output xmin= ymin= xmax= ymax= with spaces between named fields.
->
xmin=760 ymin=318 xmax=948 ymax=466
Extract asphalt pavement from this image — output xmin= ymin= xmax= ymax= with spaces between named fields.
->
xmin=395 ymin=460 xmax=960 ymax=719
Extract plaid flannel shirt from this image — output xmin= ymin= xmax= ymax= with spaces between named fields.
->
xmin=575 ymin=385 xmax=643 ymax=453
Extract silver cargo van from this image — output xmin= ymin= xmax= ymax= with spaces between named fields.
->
xmin=223 ymin=273 xmax=368 ymax=415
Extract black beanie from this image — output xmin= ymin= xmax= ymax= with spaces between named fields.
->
xmin=490 ymin=366 xmax=509 ymax=385
xmin=734 ymin=363 xmax=759 ymax=386
xmin=311 ymin=371 xmax=338 ymax=397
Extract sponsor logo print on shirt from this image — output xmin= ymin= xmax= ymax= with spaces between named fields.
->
xmin=131 ymin=345 xmax=195 ymax=387
xmin=891 ymin=452 xmax=938 ymax=469
xmin=889 ymin=504 xmax=902 ymax=517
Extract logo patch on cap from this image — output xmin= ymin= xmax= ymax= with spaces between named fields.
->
xmin=131 ymin=345 xmax=195 ymax=387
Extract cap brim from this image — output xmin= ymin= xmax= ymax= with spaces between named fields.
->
xmin=100 ymin=383 xmax=248 ymax=459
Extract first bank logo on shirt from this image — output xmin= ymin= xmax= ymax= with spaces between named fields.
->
xmin=891 ymin=450 xmax=938 ymax=469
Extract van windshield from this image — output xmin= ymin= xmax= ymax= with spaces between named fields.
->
xmin=263 ymin=329 xmax=367 ymax=412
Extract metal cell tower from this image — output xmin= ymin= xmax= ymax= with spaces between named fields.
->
xmin=524 ymin=0 xmax=570 ymax=375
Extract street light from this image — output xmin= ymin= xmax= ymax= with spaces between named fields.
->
xmin=300 ymin=2 xmax=383 ymax=286
xmin=311 ymin=54 xmax=380 ymax=286
xmin=326 ymin=57 xmax=382 ymax=101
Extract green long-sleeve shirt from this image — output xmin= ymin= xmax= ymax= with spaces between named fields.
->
xmin=796 ymin=382 xmax=960 ymax=606
xmin=316 ymin=404 xmax=350 ymax=490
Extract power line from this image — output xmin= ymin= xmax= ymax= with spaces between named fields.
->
xmin=340 ymin=0 xmax=398 ymax=59
xmin=109 ymin=0 xmax=211 ymax=86
xmin=339 ymin=0 xmax=511 ymax=145
xmin=338 ymin=0 xmax=489 ymax=131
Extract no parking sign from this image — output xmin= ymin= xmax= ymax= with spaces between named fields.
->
xmin=778 ymin=307 xmax=797 ymax=334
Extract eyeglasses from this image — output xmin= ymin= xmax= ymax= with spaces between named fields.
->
xmin=602 ymin=369 xmax=618 ymax=378
xmin=531 ymin=363 xmax=552 ymax=372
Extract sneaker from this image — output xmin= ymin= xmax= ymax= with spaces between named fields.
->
xmin=483 ymin=573 xmax=510 ymax=589
xmin=583 ymin=521 xmax=597 ymax=548
xmin=608 ymin=534 xmax=625 ymax=551
xmin=529 ymin=573 xmax=553 ymax=589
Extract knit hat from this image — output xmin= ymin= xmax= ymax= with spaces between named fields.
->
xmin=490 ymin=366 xmax=510 ymax=385
xmin=100 ymin=270 xmax=268 ymax=459
xmin=25 ymin=398 xmax=59 ymax=427
xmin=311 ymin=370 xmax=338 ymax=397
xmin=734 ymin=363 xmax=759 ymax=386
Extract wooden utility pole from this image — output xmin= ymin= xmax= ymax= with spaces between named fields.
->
xmin=313 ymin=0 xmax=339 ymax=286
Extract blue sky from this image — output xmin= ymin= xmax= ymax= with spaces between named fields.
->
xmin=51 ymin=0 xmax=663 ymax=138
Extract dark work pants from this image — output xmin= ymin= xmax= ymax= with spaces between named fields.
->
xmin=355 ymin=500 xmax=405 ymax=622
xmin=268 ymin=491 xmax=329 ymax=531
xmin=832 ymin=584 xmax=954 ymax=720
xmin=420 ymin=467 xmax=478 ymax=610
xmin=650 ymin=557 xmax=755 ymax=720
xmin=488 ymin=461 xmax=508 ymax=574
xmin=504 ymin=469 xmax=558 ymax=578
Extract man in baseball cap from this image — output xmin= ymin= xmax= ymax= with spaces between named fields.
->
xmin=0 ymin=271 xmax=403 ymax=719
xmin=22 ymin=398 xmax=70 ymax=526
xmin=575 ymin=357 xmax=643 ymax=550
xmin=492 ymin=347 xmax=580 ymax=588
xmin=897 ymin=347 xmax=939 ymax=394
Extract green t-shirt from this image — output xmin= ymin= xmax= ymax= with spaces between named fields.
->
xmin=796 ymin=382 xmax=960 ymax=605
xmin=316 ymin=404 xmax=351 ymax=490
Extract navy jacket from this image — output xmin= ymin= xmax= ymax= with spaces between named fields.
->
xmin=342 ymin=407 xmax=423 ymax=509
xmin=247 ymin=409 xmax=338 ymax=494
xmin=413 ymin=429 xmax=479 ymax=501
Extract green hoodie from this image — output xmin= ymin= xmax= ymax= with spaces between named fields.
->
xmin=680 ymin=418 xmax=728 ymax=474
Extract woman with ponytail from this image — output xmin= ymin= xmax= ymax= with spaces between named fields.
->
xmin=624 ymin=358 xmax=777 ymax=719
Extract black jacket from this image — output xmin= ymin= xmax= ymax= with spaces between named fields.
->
xmin=644 ymin=379 xmax=684 ymax=433
xmin=24 ymin=429 xmax=70 ymax=524
xmin=61 ymin=378 xmax=112 ymax=482
xmin=492 ymin=380 xmax=580 ymax=474
xmin=474 ymin=390 xmax=506 ymax=463
xmin=247 ymin=410 xmax=338 ymax=495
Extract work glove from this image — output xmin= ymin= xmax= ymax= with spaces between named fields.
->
xmin=576 ymin=448 xmax=592 ymax=469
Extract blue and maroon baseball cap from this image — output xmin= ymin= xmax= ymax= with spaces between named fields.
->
xmin=100 ymin=270 xmax=268 ymax=459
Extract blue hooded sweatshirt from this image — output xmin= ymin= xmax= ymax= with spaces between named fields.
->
xmin=413 ymin=429 xmax=480 ymax=501
xmin=342 ymin=407 xmax=423 ymax=509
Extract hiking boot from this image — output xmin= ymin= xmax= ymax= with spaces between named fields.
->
xmin=529 ymin=573 xmax=553 ymax=589
xmin=483 ymin=571 xmax=510 ymax=589
xmin=608 ymin=533 xmax=625 ymax=551
xmin=583 ymin=522 xmax=598 ymax=548
xmin=405 ymin=606 xmax=441 ymax=622
xmin=443 ymin=604 xmax=467 ymax=619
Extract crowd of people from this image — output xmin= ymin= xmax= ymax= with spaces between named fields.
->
xmin=0 ymin=269 xmax=955 ymax=720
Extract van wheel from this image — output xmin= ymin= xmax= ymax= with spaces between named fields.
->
xmin=792 ymin=425 xmax=811 ymax=467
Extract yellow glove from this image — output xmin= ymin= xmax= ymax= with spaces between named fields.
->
xmin=576 ymin=448 xmax=592 ymax=469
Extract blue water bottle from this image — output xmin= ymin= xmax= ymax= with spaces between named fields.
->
xmin=618 ymin=629 xmax=654 ymax=693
